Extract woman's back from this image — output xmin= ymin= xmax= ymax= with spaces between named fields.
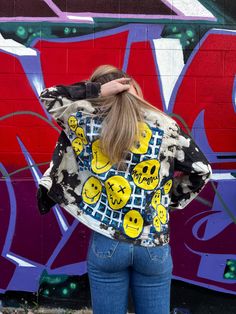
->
xmin=39 ymin=97 xmax=210 ymax=247
xmin=38 ymin=64 xmax=211 ymax=248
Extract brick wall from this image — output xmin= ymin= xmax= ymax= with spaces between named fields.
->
xmin=0 ymin=0 xmax=235 ymax=301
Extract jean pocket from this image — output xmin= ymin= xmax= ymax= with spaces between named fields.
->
xmin=146 ymin=244 xmax=171 ymax=262
xmin=92 ymin=232 xmax=119 ymax=258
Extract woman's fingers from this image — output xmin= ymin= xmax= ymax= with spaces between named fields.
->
xmin=117 ymin=82 xmax=130 ymax=91
xmin=100 ymin=79 xmax=131 ymax=96
xmin=115 ymin=77 xmax=131 ymax=83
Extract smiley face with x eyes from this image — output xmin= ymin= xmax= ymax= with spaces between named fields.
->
xmin=105 ymin=176 xmax=132 ymax=210
xmin=82 ymin=176 xmax=102 ymax=205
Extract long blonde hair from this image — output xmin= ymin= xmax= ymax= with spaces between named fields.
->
xmin=89 ymin=65 xmax=163 ymax=165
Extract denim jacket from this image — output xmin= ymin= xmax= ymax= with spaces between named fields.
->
xmin=38 ymin=83 xmax=212 ymax=247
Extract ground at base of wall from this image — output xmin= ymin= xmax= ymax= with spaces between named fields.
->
xmin=0 ymin=310 xmax=135 ymax=314
xmin=1 ymin=280 xmax=236 ymax=314
xmin=0 ymin=309 xmax=93 ymax=314
xmin=0 ymin=308 xmax=191 ymax=314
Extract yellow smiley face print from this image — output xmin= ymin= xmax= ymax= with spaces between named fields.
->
xmin=123 ymin=210 xmax=143 ymax=238
xmin=82 ymin=177 xmax=102 ymax=204
xmin=72 ymin=137 xmax=84 ymax=155
xmin=105 ymin=176 xmax=131 ymax=210
xmin=157 ymin=204 xmax=167 ymax=224
xmin=151 ymin=189 xmax=161 ymax=210
xmin=75 ymin=126 xmax=88 ymax=145
xmin=163 ymin=179 xmax=172 ymax=194
xmin=131 ymin=160 xmax=160 ymax=190
xmin=68 ymin=116 xmax=78 ymax=132
xmin=153 ymin=216 xmax=161 ymax=232
xmin=91 ymin=139 xmax=112 ymax=174
xmin=130 ymin=122 xmax=152 ymax=154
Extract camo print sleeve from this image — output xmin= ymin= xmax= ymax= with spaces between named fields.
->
xmin=171 ymin=127 xmax=212 ymax=210
xmin=38 ymin=82 xmax=100 ymax=212
xmin=39 ymin=82 xmax=101 ymax=126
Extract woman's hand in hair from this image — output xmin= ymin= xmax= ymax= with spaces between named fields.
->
xmin=100 ymin=78 xmax=131 ymax=97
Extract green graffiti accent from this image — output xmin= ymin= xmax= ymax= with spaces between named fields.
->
xmin=62 ymin=288 xmax=69 ymax=296
xmin=160 ymin=23 xmax=236 ymax=61
xmin=40 ymin=274 xmax=69 ymax=285
xmin=45 ymin=275 xmax=68 ymax=284
xmin=186 ymin=30 xmax=194 ymax=37
xmin=38 ymin=272 xmax=83 ymax=300
xmin=42 ymin=289 xmax=50 ymax=296
xmin=70 ymin=282 xmax=77 ymax=290
xmin=26 ymin=28 xmax=54 ymax=46
xmin=224 ymin=260 xmax=236 ymax=280
xmin=64 ymin=27 xmax=71 ymax=35
xmin=16 ymin=26 xmax=28 ymax=39
xmin=161 ymin=24 xmax=198 ymax=50
xmin=0 ymin=22 xmax=125 ymax=46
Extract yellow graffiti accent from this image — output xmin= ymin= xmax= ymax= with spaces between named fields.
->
xmin=72 ymin=137 xmax=84 ymax=155
xmin=151 ymin=189 xmax=161 ymax=210
xmin=75 ymin=126 xmax=88 ymax=144
xmin=131 ymin=160 xmax=160 ymax=190
xmin=123 ymin=210 xmax=143 ymax=238
xmin=163 ymin=179 xmax=173 ymax=194
xmin=82 ymin=177 xmax=102 ymax=204
xmin=157 ymin=204 xmax=167 ymax=224
xmin=68 ymin=116 xmax=78 ymax=132
xmin=153 ymin=216 xmax=161 ymax=232
xmin=130 ymin=122 xmax=152 ymax=154
xmin=91 ymin=139 xmax=112 ymax=174
xmin=105 ymin=176 xmax=131 ymax=210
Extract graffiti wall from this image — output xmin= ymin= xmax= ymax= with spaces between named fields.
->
xmin=0 ymin=0 xmax=236 ymax=301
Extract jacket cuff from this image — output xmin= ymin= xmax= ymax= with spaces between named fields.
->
xmin=37 ymin=185 xmax=56 ymax=215
xmin=85 ymin=82 xmax=101 ymax=98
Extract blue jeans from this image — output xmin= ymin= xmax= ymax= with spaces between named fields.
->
xmin=87 ymin=232 xmax=173 ymax=314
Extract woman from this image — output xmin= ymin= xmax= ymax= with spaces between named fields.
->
xmin=39 ymin=65 xmax=212 ymax=314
